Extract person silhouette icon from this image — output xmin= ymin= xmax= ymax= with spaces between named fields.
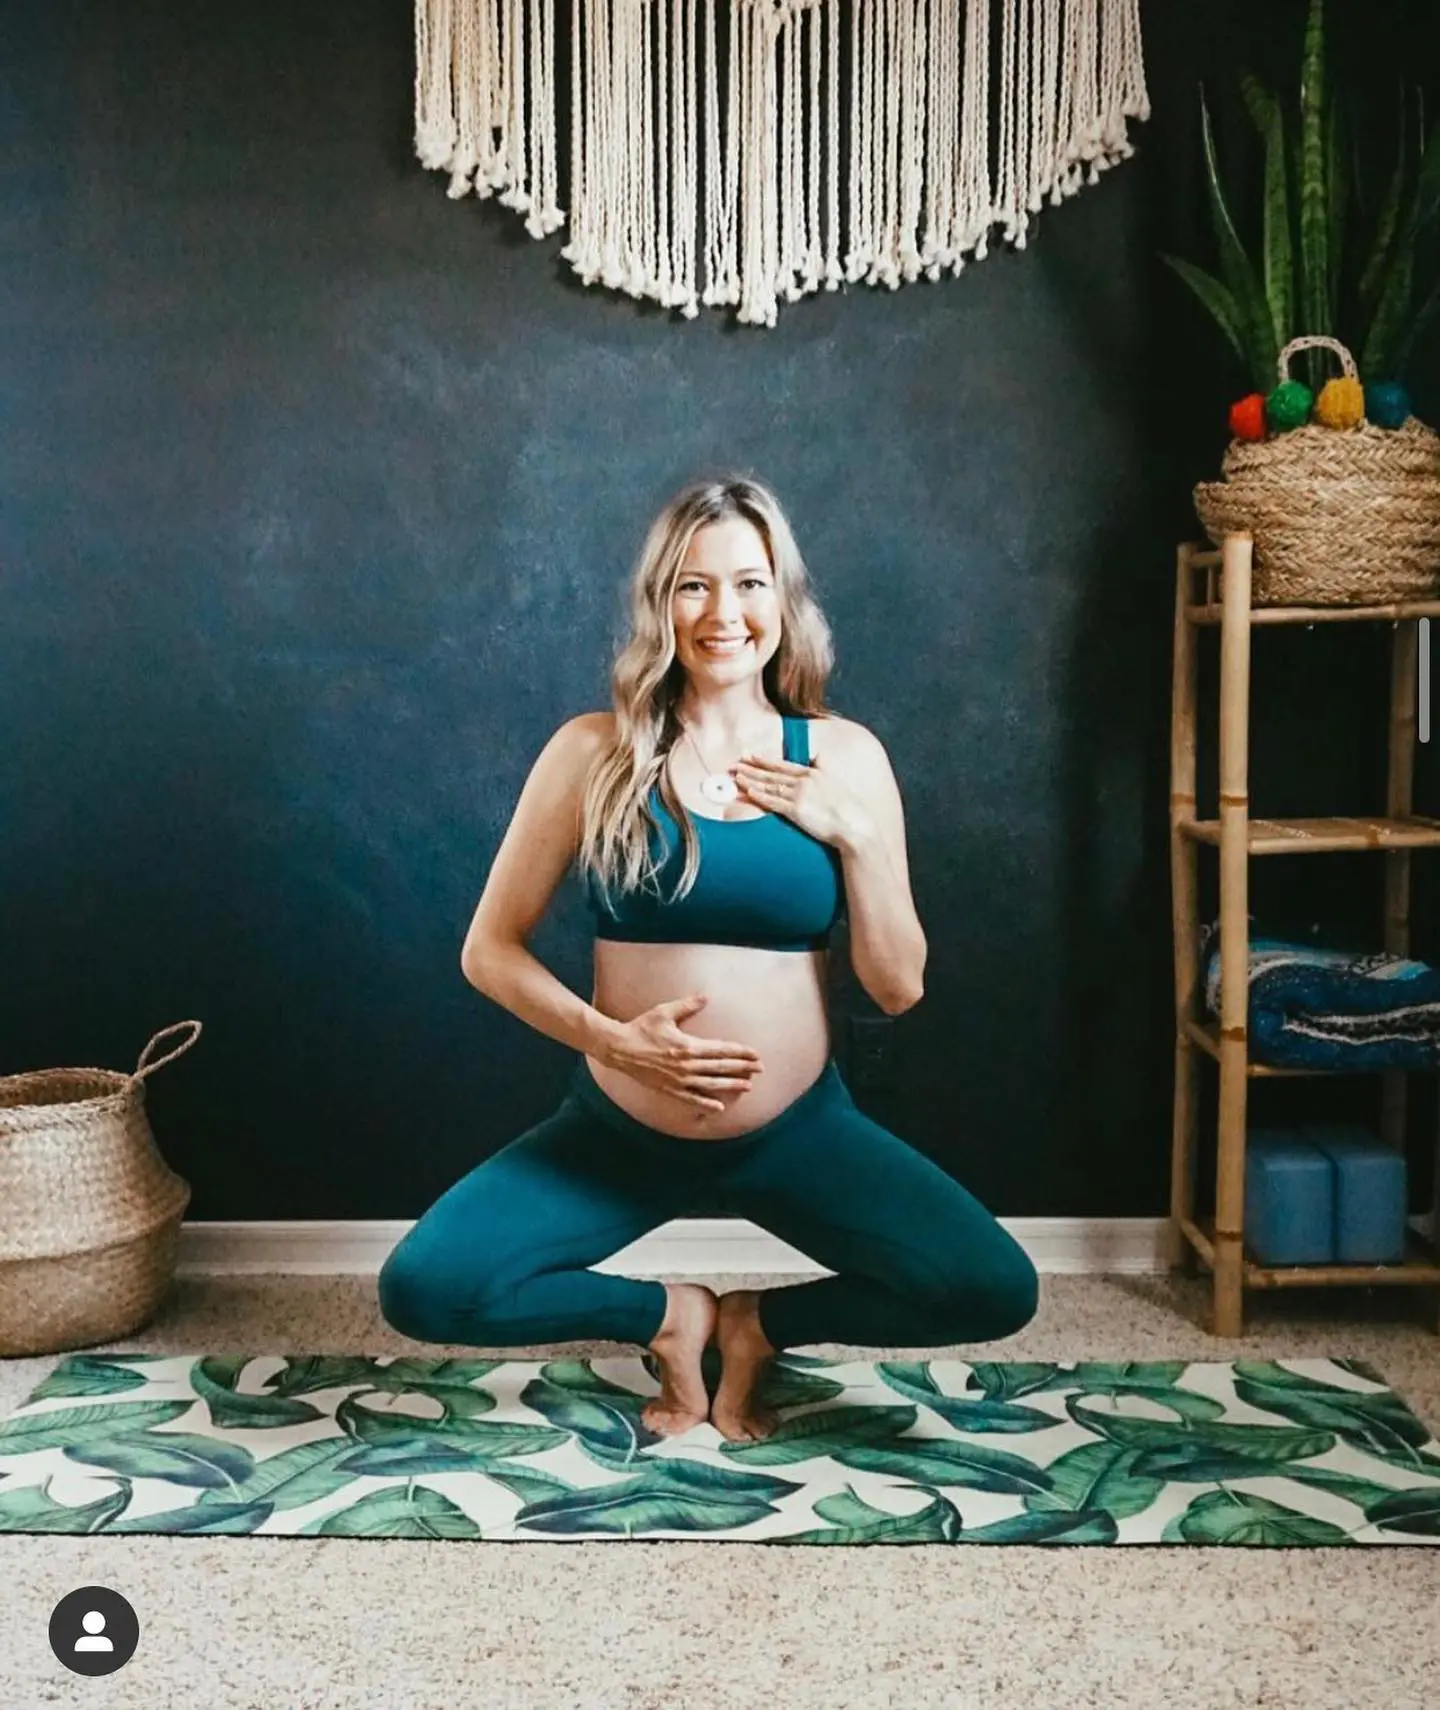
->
xmin=49 ymin=1585 xmax=138 ymax=1675
xmin=73 ymin=1611 xmax=114 ymax=1653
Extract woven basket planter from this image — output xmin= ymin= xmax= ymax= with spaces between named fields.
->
xmin=1193 ymin=335 xmax=1440 ymax=605
xmin=0 ymin=1022 xmax=200 ymax=1357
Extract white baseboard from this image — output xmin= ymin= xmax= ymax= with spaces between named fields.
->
xmin=176 ymin=1217 xmax=1181 ymax=1278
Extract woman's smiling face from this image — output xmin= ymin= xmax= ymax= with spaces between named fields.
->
xmin=670 ymin=516 xmax=783 ymax=680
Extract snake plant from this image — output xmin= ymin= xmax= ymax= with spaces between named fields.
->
xmin=1163 ymin=0 xmax=1440 ymax=395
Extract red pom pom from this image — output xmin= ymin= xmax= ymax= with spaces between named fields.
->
xmin=1229 ymin=393 xmax=1267 ymax=441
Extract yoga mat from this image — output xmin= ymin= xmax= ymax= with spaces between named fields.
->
xmin=1 ymin=1352 xmax=1438 ymax=1544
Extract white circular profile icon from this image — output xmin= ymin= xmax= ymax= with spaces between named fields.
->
xmin=74 ymin=1610 xmax=115 ymax=1652
xmin=49 ymin=1586 xmax=138 ymax=1676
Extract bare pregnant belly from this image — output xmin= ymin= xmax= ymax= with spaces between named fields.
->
xmin=585 ymin=941 xmax=834 ymax=1139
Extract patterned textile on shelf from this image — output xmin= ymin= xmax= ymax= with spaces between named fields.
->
xmin=1204 ymin=934 xmax=1440 ymax=1071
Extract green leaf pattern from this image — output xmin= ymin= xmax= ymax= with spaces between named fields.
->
xmin=0 ymin=1355 xmax=1436 ymax=1544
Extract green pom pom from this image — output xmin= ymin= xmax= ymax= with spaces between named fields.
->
xmin=1365 ymin=380 xmax=1411 ymax=429
xmin=1266 ymin=379 xmax=1313 ymax=431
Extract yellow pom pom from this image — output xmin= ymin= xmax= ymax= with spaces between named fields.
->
xmin=1315 ymin=376 xmax=1365 ymax=429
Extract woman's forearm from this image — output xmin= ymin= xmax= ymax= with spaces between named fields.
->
xmin=835 ymin=822 xmax=927 ymax=1015
xmin=464 ymin=941 xmax=625 ymax=1063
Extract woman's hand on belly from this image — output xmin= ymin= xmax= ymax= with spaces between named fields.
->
xmin=600 ymin=993 xmax=764 ymax=1116
xmin=589 ymin=942 xmax=833 ymax=1137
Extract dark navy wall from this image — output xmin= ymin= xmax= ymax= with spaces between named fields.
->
xmin=2 ymin=0 xmax=1438 ymax=1220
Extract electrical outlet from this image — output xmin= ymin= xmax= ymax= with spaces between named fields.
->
xmin=848 ymin=1014 xmax=895 ymax=1092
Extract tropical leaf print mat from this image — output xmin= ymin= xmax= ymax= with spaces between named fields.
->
xmin=1 ymin=1353 xmax=1438 ymax=1544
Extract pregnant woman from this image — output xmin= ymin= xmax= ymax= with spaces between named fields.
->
xmin=378 ymin=475 xmax=1039 ymax=1442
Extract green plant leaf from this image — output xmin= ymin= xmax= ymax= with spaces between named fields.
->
xmin=966 ymin=1362 xmax=1064 ymax=1400
xmin=192 ymin=1357 xmax=326 ymax=1431
xmin=335 ymin=1391 xmax=566 ymax=1461
xmin=1298 ymin=0 xmax=1330 ymax=342
xmin=541 ymin=1357 xmax=653 ymax=1401
xmin=0 ymin=1476 xmax=133 ymax=1534
xmin=754 ymin=1358 xmax=848 ymax=1412
xmin=344 ymin=1357 xmax=504 ymax=1424
xmin=1362 ymin=110 xmax=1440 ymax=375
xmin=1024 ymin=1439 xmax=1165 ymax=1521
xmin=515 ymin=1458 xmax=796 ymax=1537
xmin=1064 ymin=1362 xmax=1226 ymax=1424
xmin=790 ymin=1484 xmax=964 ymax=1543
xmin=476 ymin=1464 xmax=577 ymax=1507
xmin=1162 ymin=255 xmax=1247 ymax=366
xmin=1131 ymin=1439 xmax=1333 ymax=1484
xmin=1069 ymin=1360 xmax=1189 ymax=1387
xmin=1231 ymin=1360 xmax=1434 ymax=1461
xmin=1066 ymin=1394 xmax=1334 ymax=1473
xmin=874 ymin=1361 xmax=1058 ymax=1433
xmin=1325 ymin=84 xmax=1346 ymax=325
xmin=1394 ymin=270 xmax=1440 ymax=371
xmin=194 ymin=1434 xmax=381 ymax=1511
xmin=1237 ymin=64 xmax=1270 ymax=136
xmin=270 ymin=1356 xmax=388 ymax=1397
xmin=335 ymin=1439 xmax=502 ymax=1477
xmin=718 ymin=1403 xmax=918 ymax=1465
xmin=61 ymin=1430 xmax=257 ymax=1489
xmin=959 ymin=1508 xmax=1119 ymax=1545
xmin=813 ymin=1484 xmax=905 ymax=1529
xmin=1200 ymin=88 xmax=1279 ymax=388
xmin=1358 ymin=88 xmax=1408 ymax=321
xmin=508 ymin=1372 xmax=653 ymax=1470
xmin=306 ymin=1481 xmax=482 ymax=1539
xmin=836 ymin=1436 xmax=1055 ymax=1497
xmin=1239 ymin=68 xmax=1294 ymax=347
xmin=0 ymin=1400 xmax=194 ymax=1455
xmin=1284 ymin=1462 xmax=1434 ymax=1516
xmin=108 ymin=1499 xmax=274 ymax=1535
xmin=26 ymin=1356 xmax=151 ymax=1401
xmin=1163 ymin=1488 xmax=1353 ymax=1546
xmin=1361 ymin=242 xmax=1413 ymax=375
xmin=1412 ymin=111 xmax=1440 ymax=232
xmin=1364 ymin=1485 xmax=1440 ymax=1536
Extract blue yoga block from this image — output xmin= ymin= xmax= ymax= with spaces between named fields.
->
xmin=1305 ymin=1125 xmax=1409 ymax=1265
xmin=1244 ymin=1129 xmax=1335 ymax=1265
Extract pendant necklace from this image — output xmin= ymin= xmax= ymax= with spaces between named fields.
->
xmin=681 ymin=725 xmax=740 ymax=805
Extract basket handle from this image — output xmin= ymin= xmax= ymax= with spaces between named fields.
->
xmin=1277 ymin=334 xmax=1358 ymax=384
xmin=132 ymin=1020 xmax=204 ymax=1082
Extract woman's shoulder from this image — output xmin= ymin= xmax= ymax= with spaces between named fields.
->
xmin=802 ymin=711 xmax=865 ymax=761
xmin=560 ymin=710 xmax=618 ymax=754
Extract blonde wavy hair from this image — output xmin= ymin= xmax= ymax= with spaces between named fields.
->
xmin=576 ymin=475 xmax=837 ymax=911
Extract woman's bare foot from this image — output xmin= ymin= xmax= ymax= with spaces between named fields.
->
xmin=642 ymin=1282 xmax=719 ymax=1436
xmin=711 ymin=1288 xmax=781 ymax=1443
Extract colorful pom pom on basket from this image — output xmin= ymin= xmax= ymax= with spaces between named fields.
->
xmin=1194 ymin=335 xmax=1440 ymax=606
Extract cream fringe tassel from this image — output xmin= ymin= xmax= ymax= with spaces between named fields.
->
xmin=415 ymin=0 xmax=1148 ymax=325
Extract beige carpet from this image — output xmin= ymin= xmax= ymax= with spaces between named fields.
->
xmin=3 ymin=1268 xmax=1439 ymax=1710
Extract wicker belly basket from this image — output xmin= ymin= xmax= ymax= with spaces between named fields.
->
xmin=0 ymin=1022 xmax=200 ymax=1357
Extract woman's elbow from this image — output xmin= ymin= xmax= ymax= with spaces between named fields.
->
xmin=460 ymin=938 xmax=505 ymax=991
xmin=879 ymin=982 xmax=923 ymax=1017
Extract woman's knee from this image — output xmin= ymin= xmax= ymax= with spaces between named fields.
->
xmin=991 ymin=1239 xmax=1041 ymax=1335
xmin=932 ymin=1231 xmax=1040 ymax=1341
xmin=377 ymin=1238 xmax=503 ymax=1344
xmin=376 ymin=1243 xmax=441 ymax=1341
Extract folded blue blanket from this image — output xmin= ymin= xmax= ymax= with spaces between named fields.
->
xmin=1203 ymin=933 xmax=1440 ymax=1069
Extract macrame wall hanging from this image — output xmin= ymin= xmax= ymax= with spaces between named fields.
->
xmin=415 ymin=0 xmax=1148 ymax=326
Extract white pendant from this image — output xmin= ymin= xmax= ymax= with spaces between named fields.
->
xmin=700 ymin=772 xmax=738 ymax=804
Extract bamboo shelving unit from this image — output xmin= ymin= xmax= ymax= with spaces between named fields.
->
xmin=1170 ymin=531 xmax=1440 ymax=1337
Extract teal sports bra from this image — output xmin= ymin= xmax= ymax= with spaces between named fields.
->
xmin=585 ymin=715 xmax=847 ymax=952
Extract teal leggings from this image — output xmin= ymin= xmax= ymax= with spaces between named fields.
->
xmin=378 ymin=1057 xmax=1039 ymax=1352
